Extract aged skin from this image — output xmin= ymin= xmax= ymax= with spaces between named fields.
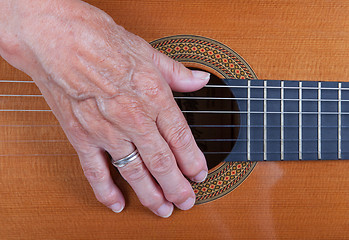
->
xmin=0 ymin=0 xmax=209 ymax=217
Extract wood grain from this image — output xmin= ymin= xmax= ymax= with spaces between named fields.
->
xmin=0 ymin=0 xmax=348 ymax=239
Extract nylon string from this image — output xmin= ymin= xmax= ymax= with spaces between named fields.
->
xmin=1 ymin=79 xmax=347 ymax=158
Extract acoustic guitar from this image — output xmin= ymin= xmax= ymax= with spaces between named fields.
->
xmin=1 ymin=1 xmax=348 ymax=239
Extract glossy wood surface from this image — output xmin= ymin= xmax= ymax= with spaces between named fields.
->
xmin=1 ymin=1 xmax=348 ymax=239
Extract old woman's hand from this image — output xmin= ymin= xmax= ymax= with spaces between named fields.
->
xmin=0 ymin=0 xmax=209 ymax=217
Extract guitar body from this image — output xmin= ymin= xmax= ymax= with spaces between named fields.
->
xmin=1 ymin=1 xmax=348 ymax=239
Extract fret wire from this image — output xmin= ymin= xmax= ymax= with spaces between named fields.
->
xmin=338 ymin=82 xmax=342 ymax=159
xmin=318 ymin=82 xmax=321 ymax=160
xmin=299 ymin=81 xmax=302 ymax=160
xmin=263 ymin=80 xmax=267 ymax=160
xmin=247 ymin=79 xmax=251 ymax=161
xmin=281 ymin=81 xmax=284 ymax=160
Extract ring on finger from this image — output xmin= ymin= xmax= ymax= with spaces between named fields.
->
xmin=111 ymin=149 xmax=140 ymax=168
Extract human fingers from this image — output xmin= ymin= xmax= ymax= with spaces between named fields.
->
xmin=150 ymin=49 xmax=208 ymax=180
xmin=150 ymin=50 xmax=209 ymax=181
xmin=131 ymin=126 xmax=196 ymax=211
xmin=157 ymin=104 xmax=208 ymax=182
xmin=109 ymin=146 xmax=174 ymax=218
xmin=77 ymin=147 xmax=125 ymax=213
xmin=151 ymin=49 xmax=210 ymax=92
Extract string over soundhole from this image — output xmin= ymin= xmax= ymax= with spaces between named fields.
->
xmin=151 ymin=35 xmax=257 ymax=204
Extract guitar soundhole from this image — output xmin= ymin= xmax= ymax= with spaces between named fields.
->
xmin=174 ymin=69 xmax=239 ymax=170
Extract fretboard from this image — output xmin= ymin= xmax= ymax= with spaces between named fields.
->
xmin=222 ymin=79 xmax=349 ymax=161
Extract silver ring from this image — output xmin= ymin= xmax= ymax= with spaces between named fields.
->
xmin=111 ymin=149 xmax=140 ymax=168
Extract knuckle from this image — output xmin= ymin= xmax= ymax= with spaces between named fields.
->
xmin=166 ymin=187 xmax=193 ymax=204
xmin=168 ymin=123 xmax=192 ymax=150
xmin=120 ymin=160 xmax=147 ymax=183
xmin=184 ymin=160 xmax=204 ymax=176
xmin=139 ymin=191 xmax=163 ymax=209
xmin=131 ymin=116 xmax=154 ymax=137
xmin=143 ymin=79 xmax=162 ymax=98
xmin=114 ymin=95 xmax=142 ymax=116
xmin=65 ymin=120 xmax=87 ymax=137
xmin=148 ymin=151 xmax=174 ymax=175
xmin=170 ymin=59 xmax=185 ymax=77
xmin=83 ymin=167 xmax=108 ymax=184
xmin=133 ymin=71 xmax=167 ymax=99
xmin=95 ymin=190 xmax=118 ymax=207
xmin=113 ymin=96 xmax=153 ymax=134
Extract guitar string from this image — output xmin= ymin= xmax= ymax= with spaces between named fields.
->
xmin=175 ymin=97 xmax=347 ymax=102
xmin=0 ymin=154 xmax=78 ymax=157
xmin=204 ymin=85 xmax=348 ymax=91
xmin=1 ymin=132 xmax=347 ymax=143
xmin=203 ymin=151 xmax=347 ymax=154
xmin=1 ymin=151 xmax=348 ymax=157
xmin=197 ymin=139 xmax=349 ymax=142
xmin=0 ymin=140 xmax=68 ymax=142
xmin=1 ymin=139 xmax=348 ymax=143
xmin=0 ymin=124 xmax=347 ymax=128
xmin=188 ymin=125 xmax=349 ymax=128
xmin=1 ymin=80 xmax=347 ymax=154
xmin=1 ymin=82 xmax=347 ymax=98
xmin=1 ymin=108 xmax=347 ymax=114
xmin=1 ymin=82 xmax=349 ymax=90
xmin=2 ymin=94 xmax=349 ymax=104
xmin=1 ymin=78 xmax=347 ymax=82
xmin=182 ymin=111 xmax=343 ymax=114
xmin=0 ymin=80 xmax=35 ymax=83
xmin=2 ymin=79 xmax=349 ymax=90
xmin=0 ymin=124 xmax=60 ymax=127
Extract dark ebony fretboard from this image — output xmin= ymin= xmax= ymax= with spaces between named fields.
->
xmin=220 ymin=79 xmax=349 ymax=161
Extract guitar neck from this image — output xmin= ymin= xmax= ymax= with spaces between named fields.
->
xmin=223 ymin=79 xmax=349 ymax=161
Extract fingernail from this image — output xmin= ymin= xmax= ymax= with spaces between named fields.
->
xmin=156 ymin=203 xmax=174 ymax=218
xmin=177 ymin=197 xmax=195 ymax=211
xmin=192 ymin=70 xmax=210 ymax=81
xmin=110 ymin=203 xmax=124 ymax=213
xmin=191 ymin=170 xmax=208 ymax=182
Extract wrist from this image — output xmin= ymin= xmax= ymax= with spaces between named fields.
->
xmin=0 ymin=1 xmax=17 ymax=56
xmin=0 ymin=0 xmax=85 ymax=78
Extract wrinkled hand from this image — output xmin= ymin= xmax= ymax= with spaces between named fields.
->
xmin=0 ymin=0 xmax=209 ymax=217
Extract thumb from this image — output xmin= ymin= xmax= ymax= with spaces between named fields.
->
xmin=151 ymin=49 xmax=210 ymax=92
